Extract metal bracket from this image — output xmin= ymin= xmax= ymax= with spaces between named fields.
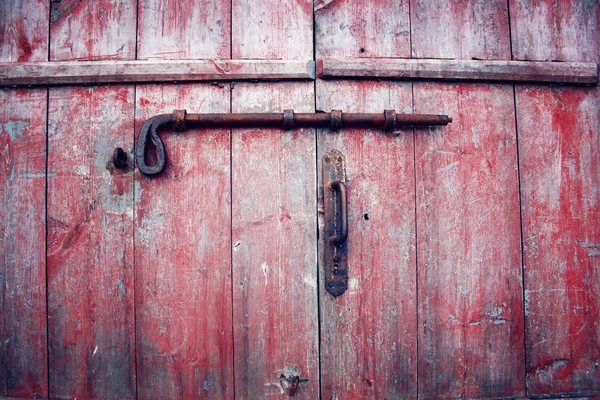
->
xmin=323 ymin=149 xmax=348 ymax=297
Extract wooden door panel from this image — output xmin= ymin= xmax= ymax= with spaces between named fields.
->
xmin=0 ymin=1 xmax=49 ymax=397
xmin=47 ymin=86 xmax=136 ymax=399
xmin=134 ymin=83 xmax=233 ymax=399
xmin=317 ymin=80 xmax=418 ymax=399
xmin=410 ymin=0 xmax=511 ymax=60
xmin=315 ymin=0 xmax=411 ymax=58
xmin=0 ymin=89 xmax=48 ymax=398
xmin=414 ymin=82 xmax=525 ymax=398
xmin=231 ymin=82 xmax=318 ymax=399
xmin=137 ymin=0 xmax=231 ymax=60
xmin=516 ymin=86 xmax=600 ymax=397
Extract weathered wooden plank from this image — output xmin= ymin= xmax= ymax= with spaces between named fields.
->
xmin=231 ymin=0 xmax=312 ymax=60
xmin=0 ymin=59 xmax=317 ymax=86
xmin=134 ymin=83 xmax=233 ymax=399
xmin=411 ymin=0 xmax=511 ymax=60
xmin=0 ymin=0 xmax=49 ymax=62
xmin=47 ymin=86 xmax=135 ymax=399
xmin=317 ymin=58 xmax=599 ymax=85
xmin=137 ymin=0 xmax=230 ymax=60
xmin=510 ymin=0 xmax=600 ymax=63
xmin=0 ymin=89 xmax=48 ymax=398
xmin=231 ymin=82 xmax=318 ymax=399
xmin=314 ymin=0 xmax=410 ymax=58
xmin=317 ymin=80 xmax=418 ymax=398
xmin=414 ymin=82 xmax=525 ymax=398
xmin=516 ymin=86 xmax=600 ymax=397
xmin=49 ymin=0 xmax=136 ymax=61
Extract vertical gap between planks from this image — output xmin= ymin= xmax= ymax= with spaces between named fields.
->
xmin=229 ymin=0 xmax=236 ymax=396
xmin=44 ymin=87 xmax=50 ymax=399
xmin=410 ymin=81 xmax=419 ymax=399
xmin=506 ymin=0 xmax=514 ymax=60
xmin=512 ymin=84 xmax=528 ymax=394
xmin=134 ymin=0 xmax=140 ymax=60
xmin=311 ymin=1 xmax=323 ymax=399
xmin=132 ymin=83 xmax=139 ymax=400
xmin=408 ymin=0 xmax=413 ymax=58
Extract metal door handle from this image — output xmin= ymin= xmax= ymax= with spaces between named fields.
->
xmin=328 ymin=180 xmax=347 ymax=246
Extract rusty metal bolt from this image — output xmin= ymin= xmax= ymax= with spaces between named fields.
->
xmin=330 ymin=109 xmax=342 ymax=131
xmin=172 ymin=109 xmax=187 ymax=131
xmin=283 ymin=109 xmax=295 ymax=130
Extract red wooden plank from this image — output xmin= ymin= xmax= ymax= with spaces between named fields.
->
xmin=0 ymin=0 xmax=49 ymax=62
xmin=315 ymin=0 xmax=410 ymax=58
xmin=137 ymin=0 xmax=230 ymax=60
xmin=49 ymin=0 xmax=136 ymax=61
xmin=316 ymin=58 xmax=599 ymax=85
xmin=0 ymin=59 xmax=317 ymax=86
xmin=231 ymin=82 xmax=318 ymax=399
xmin=231 ymin=0 xmax=313 ymax=60
xmin=0 ymin=89 xmax=48 ymax=398
xmin=47 ymin=86 xmax=135 ymax=399
xmin=516 ymin=86 xmax=600 ymax=397
xmin=414 ymin=82 xmax=525 ymax=398
xmin=134 ymin=83 xmax=234 ymax=399
xmin=317 ymin=80 xmax=418 ymax=398
xmin=411 ymin=0 xmax=511 ymax=60
xmin=510 ymin=0 xmax=600 ymax=63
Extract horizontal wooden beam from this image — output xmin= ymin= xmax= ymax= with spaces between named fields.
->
xmin=317 ymin=58 xmax=599 ymax=84
xmin=0 ymin=59 xmax=316 ymax=86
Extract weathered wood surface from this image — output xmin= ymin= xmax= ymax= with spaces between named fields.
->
xmin=0 ymin=1 xmax=49 ymax=398
xmin=232 ymin=0 xmax=312 ymax=60
xmin=510 ymin=0 xmax=600 ymax=63
xmin=47 ymin=86 xmax=136 ymax=399
xmin=414 ymin=82 xmax=525 ymax=398
xmin=49 ymin=0 xmax=136 ymax=61
xmin=517 ymin=86 xmax=600 ymax=397
xmin=137 ymin=0 xmax=230 ymax=60
xmin=231 ymin=82 xmax=318 ymax=399
xmin=317 ymin=80 xmax=418 ymax=398
xmin=315 ymin=0 xmax=411 ymax=58
xmin=411 ymin=0 xmax=511 ymax=60
xmin=0 ymin=59 xmax=317 ymax=86
xmin=0 ymin=0 xmax=49 ymax=62
xmin=134 ymin=83 xmax=234 ymax=399
xmin=317 ymin=58 xmax=598 ymax=84
xmin=0 ymin=89 xmax=48 ymax=398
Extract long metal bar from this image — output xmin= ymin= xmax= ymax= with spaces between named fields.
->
xmin=113 ymin=109 xmax=452 ymax=176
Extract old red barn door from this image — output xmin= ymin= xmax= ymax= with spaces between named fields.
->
xmin=0 ymin=0 xmax=599 ymax=399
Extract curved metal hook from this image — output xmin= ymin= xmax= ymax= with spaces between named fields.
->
xmin=134 ymin=114 xmax=172 ymax=176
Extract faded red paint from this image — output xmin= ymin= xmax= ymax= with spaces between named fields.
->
xmin=47 ymin=86 xmax=136 ymax=399
xmin=0 ymin=89 xmax=48 ymax=398
xmin=414 ymin=82 xmax=525 ymax=398
xmin=517 ymin=86 xmax=600 ymax=397
xmin=134 ymin=84 xmax=234 ymax=399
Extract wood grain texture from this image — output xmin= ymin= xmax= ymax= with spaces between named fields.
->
xmin=414 ymin=82 xmax=525 ymax=398
xmin=411 ymin=0 xmax=511 ymax=60
xmin=47 ymin=86 xmax=135 ymax=399
xmin=49 ymin=0 xmax=136 ymax=61
xmin=315 ymin=0 xmax=410 ymax=58
xmin=231 ymin=82 xmax=318 ymax=399
xmin=134 ymin=83 xmax=233 ymax=399
xmin=317 ymin=58 xmax=599 ymax=85
xmin=137 ymin=0 xmax=230 ymax=59
xmin=231 ymin=0 xmax=313 ymax=60
xmin=510 ymin=0 xmax=600 ymax=63
xmin=0 ymin=0 xmax=49 ymax=62
xmin=516 ymin=86 xmax=600 ymax=397
xmin=317 ymin=80 xmax=418 ymax=398
xmin=0 ymin=59 xmax=317 ymax=86
xmin=0 ymin=89 xmax=47 ymax=398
